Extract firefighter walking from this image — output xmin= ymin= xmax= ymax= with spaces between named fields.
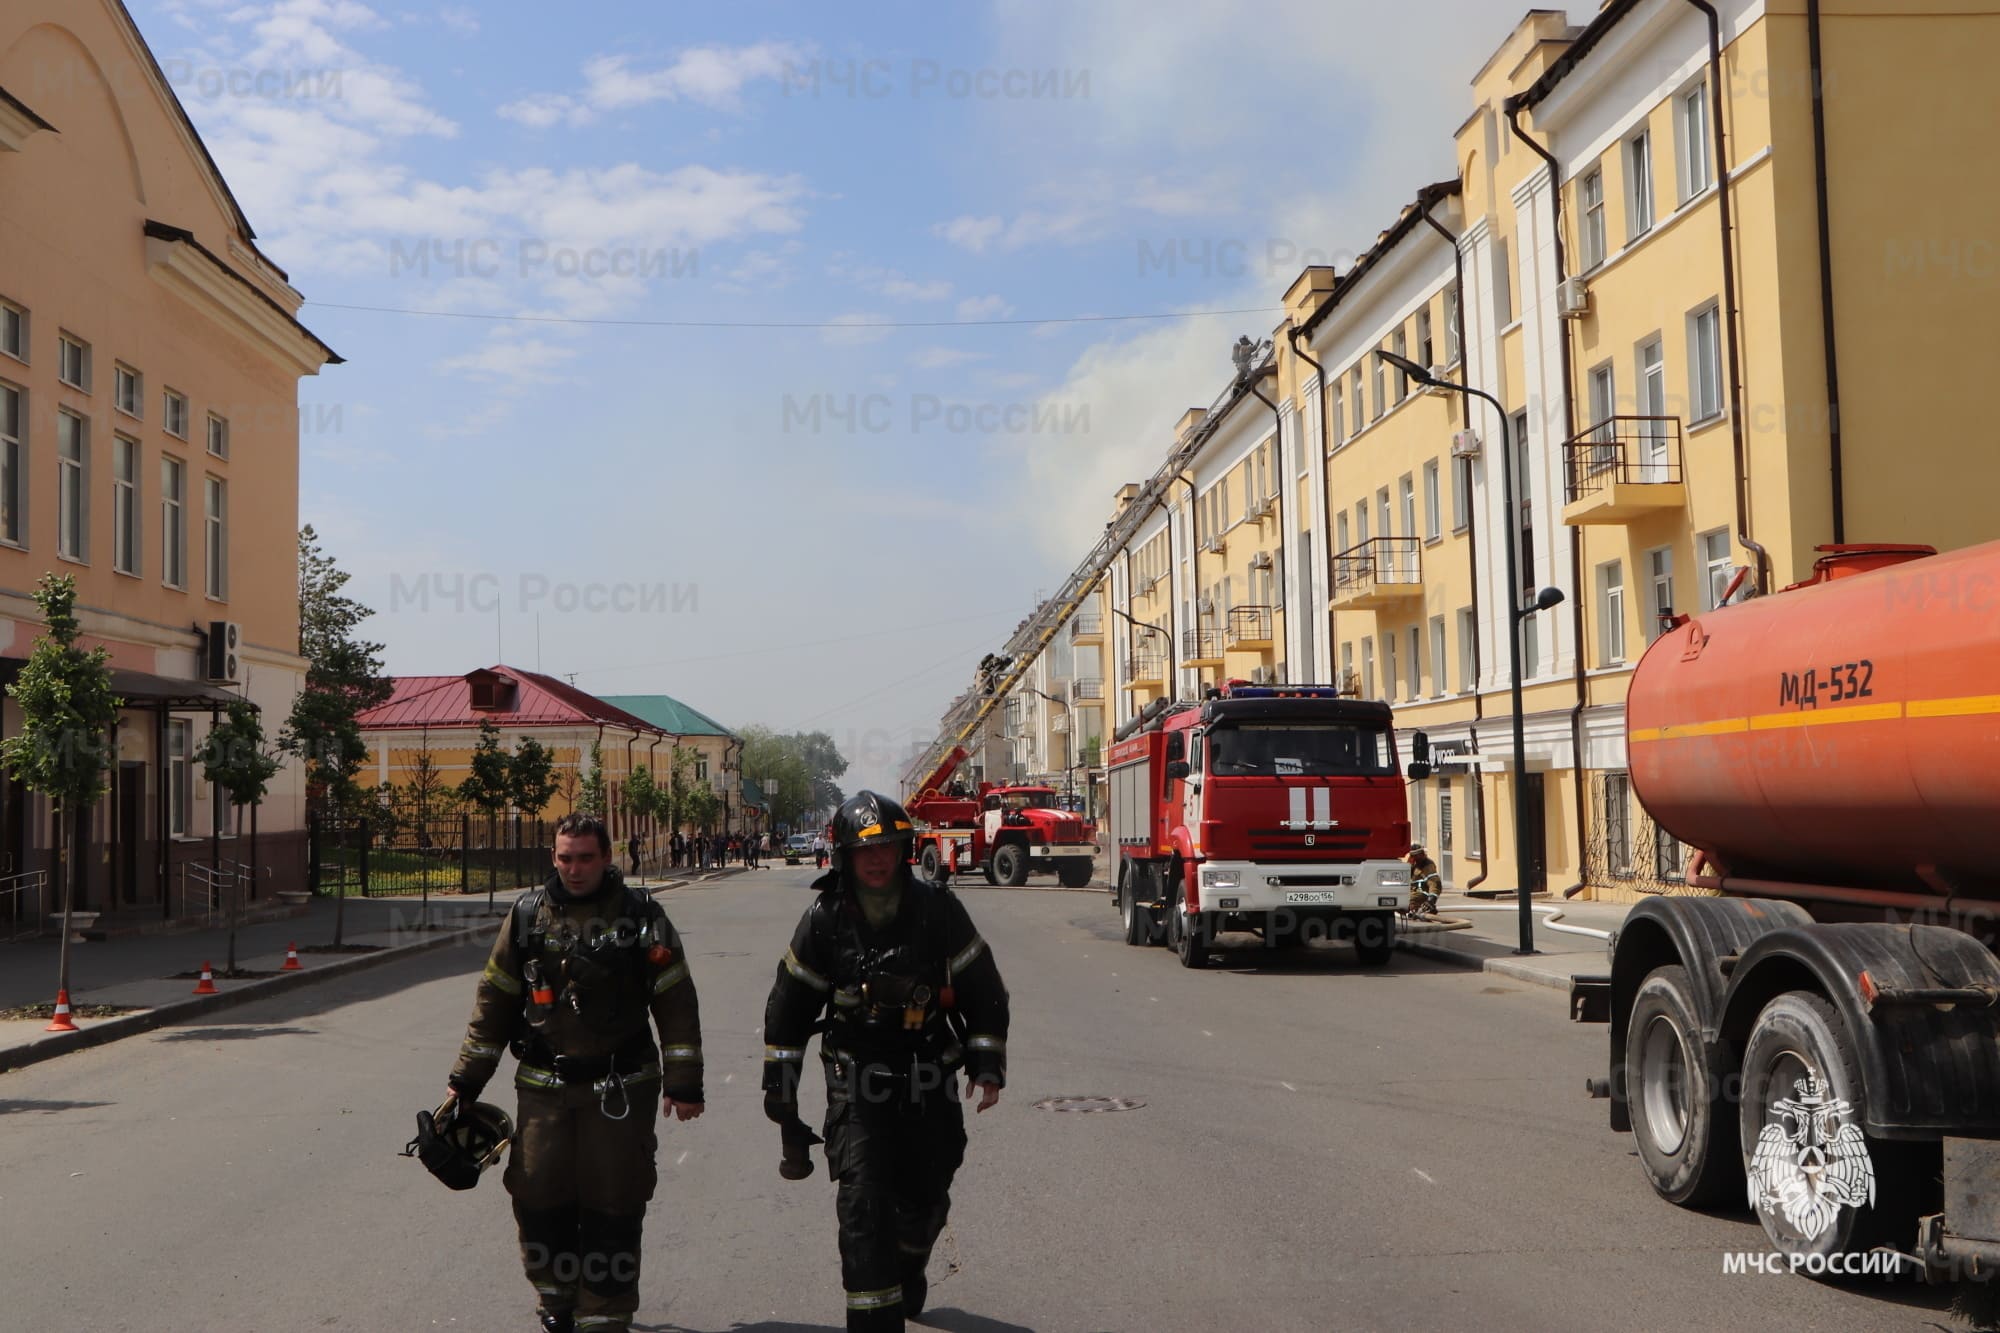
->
xmin=446 ymin=813 xmax=705 ymax=1333
xmin=763 ymin=791 xmax=1010 ymax=1330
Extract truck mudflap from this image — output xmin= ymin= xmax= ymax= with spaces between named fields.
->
xmin=1923 ymin=1139 xmax=2000 ymax=1282
xmin=1571 ymin=974 xmax=1612 ymax=1025
xmin=1719 ymin=924 xmax=2000 ymax=1139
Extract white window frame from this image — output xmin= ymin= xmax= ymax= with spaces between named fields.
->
xmin=1688 ymin=302 xmax=1723 ymax=423
xmin=1416 ymin=307 xmax=1434 ymax=370
xmin=1647 ymin=546 xmax=1674 ymax=642
xmin=163 ymin=389 xmax=189 ymax=440
xmin=1579 ymin=167 xmax=1607 ymax=271
xmin=0 ymin=298 xmax=26 ymax=364
xmin=1336 ymin=510 xmax=1350 ymax=554
xmin=1361 ymin=638 xmax=1375 ymax=702
xmin=1464 ymin=774 xmax=1484 ymax=859
xmin=1444 ymin=286 xmax=1462 ymax=364
xmin=1407 ymin=625 xmax=1421 ymax=700
xmin=1341 ymin=642 xmax=1355 ymax=694
xmin=1678 ymin=82 xmax=1713 ymax=202
xmin=168 ymin=719 xmax=192 ymax=837
xmin=1377 ymin=488 xmax=1391 ymax=542
xmin=1627 ymin=130 xmax=1654 ymax=239
xmin=161 ymin=454 xmax=187 ymax=590
xmin=1700 ymin=528 xmax=1732 ymax=611
xmin=1355 ymin=502 xmax=1369 ymax=546
xmin=207 ymin=412 xmax=229 ymax=460
xmin=1392 ymin=328 xmax=1410 ymax=402
xmin=1599 ymin=560 xmax=1626 ymax=666
xmin=1399 ymin=474 xmax=1416 ymax=542
xmin=1329 ymin=380 xmax=1345 ymax=449
xmin=114 ymin=434 xmax=140 ymax=576
xmin=1349 ymin=367 xmax=1365 ymax=435
xmin=114 ymin=364 xmax=142 ymax=419
xmin=0 ymin=378 xmax=21 ymax=546
xmin=1370 ymin=350 xmax=1386 ymax=421
xmin=1430 ymin=617 xmax=1447 ymax=697
xmin=1423 ymin=460 xmax=1441 ymax=542
xmin=1588 ymin=362 xmax=1617 ymax=442
xmin=58 ymin=332 xmax=90 ymax=392
xmin=1457 ymin=607 xmax=1476 ymax=692
xmin=1450 ymin=455 xmax=1470 ymax=533
xmin=57 ymin=409 xmax=87 ymax=562
xmin=1384 ymin=633 xmax=1398 ymax=703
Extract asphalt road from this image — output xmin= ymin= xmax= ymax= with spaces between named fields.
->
xmin=0 ymin=866 xmax=1973 ymax=1332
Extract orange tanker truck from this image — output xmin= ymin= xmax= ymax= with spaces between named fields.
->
xmin=1575 ymin=540 xmax=2000 ymax=1281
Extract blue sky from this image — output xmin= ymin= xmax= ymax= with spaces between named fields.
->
xmin=130 ymin=0 xmax=1542 ymax=793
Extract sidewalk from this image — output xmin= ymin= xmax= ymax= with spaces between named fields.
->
xmin=0 ymin=865 xmax=747 ymax=1074
xmin=1396 ymin=892 xmax=1631 ymax=990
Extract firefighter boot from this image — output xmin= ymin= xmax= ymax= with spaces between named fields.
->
xmin=538 ymin=1315 xmax=575 ymax=1333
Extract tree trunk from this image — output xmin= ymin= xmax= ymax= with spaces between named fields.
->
xmin=53 ymin=802 xmax=74 ymax=1005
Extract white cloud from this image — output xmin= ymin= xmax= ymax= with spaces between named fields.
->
xmin=956 ymin=295 xmax=1014 ymax=321
xmin=934 ymin=215 xmax=1004 ymax=253
xmin=934 ymin=171 xmax=1230 ymax=255
xmin=912 ymin=347 xmax=988 ymax=370
xmin=820 ymin=314 xmax=893 ymax=347
xmin=437 ymin=7 xmax=479 ymax=35
xmin=434 ymin=336 xmax=579 ymax=382
xmin=500 ymin=43 xmax=808 ymax=127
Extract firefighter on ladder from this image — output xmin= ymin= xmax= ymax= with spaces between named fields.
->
xmin=763 ymin=791 xmax=1011 ymax=1329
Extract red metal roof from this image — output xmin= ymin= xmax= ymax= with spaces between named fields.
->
xmin=357 ymin=665 xmax=672 ymax=734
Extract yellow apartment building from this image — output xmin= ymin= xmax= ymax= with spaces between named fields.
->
xmin=923 ymin=2 xmax=1998 ymax=902
xmin=0 ymin=1 xmax=339 ymax=927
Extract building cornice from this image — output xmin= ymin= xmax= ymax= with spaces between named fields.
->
xmin=143 ymin=220 xmax=342 ymax=376
xmin=0 ymin=84 xmax=57 ymax=150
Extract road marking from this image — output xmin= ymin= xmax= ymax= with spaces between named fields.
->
xmin=1201 ymin=1030 xmax=1213 ymax=1038
xmin=1414 ymin=1169 xmax=1435 ymax=1185
xmin=1280 ymin=1081 xmax=1297 ymax=1092
xmin=1149 ymin=996 xmax=1158 ymax=1002
xmin=675 ymin=1151 xmax=689 ymax=1166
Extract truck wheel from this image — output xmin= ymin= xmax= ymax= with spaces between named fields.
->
xmin=1172 ymin=899 xmax=1210 ymax=969
xmin=1120 ymin=872 xmax=1152 ymax=947
xmin=919 ymin=845 xmax=943 ymax=884
xmin=1352 ymin=912 xmax=1395 ymax=967
xmin=981 ymin=861 xmax=998 ymax=885
xmin=1057 ymin=858 xmax=1094 ymax=888
xmin=992 ymin=843 xmax=1029 ymax=887
xmin=1626 ymin=965 xmax=1739 ymax=1206
xmin=1739 ymin=990 xmax=1933 ymax=1267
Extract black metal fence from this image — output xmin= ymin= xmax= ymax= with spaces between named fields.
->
xmin=308 ymin=795 xmax=554 ymax=900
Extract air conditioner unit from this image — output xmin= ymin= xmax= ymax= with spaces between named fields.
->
xmin=1450 ymin=429 xmax=1483 ymax=458
xmin=1419 ymin=367 xmax=1456 ymax=398
xmin=1249 ymin=552 xmax=1273 ymax=572
xmin=1250 ymin=666 xmax=1275 ymax=685
xmin=203 ymin=621 xmax=241 ymax=682
xmin=1197 ymin=598 xmax=1215 ymax=616
xmin=1557 ymin=276 xmax=1591 ymax=319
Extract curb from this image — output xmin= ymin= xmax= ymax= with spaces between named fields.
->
xmin=1395 ymin=938 xmax=1577 ymax=992
xmin=0 ymin=919 xmax=494 ymax=1076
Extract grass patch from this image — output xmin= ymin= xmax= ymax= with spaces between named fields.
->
xmin=0 ymin=1002 xmax=146 ymax=1020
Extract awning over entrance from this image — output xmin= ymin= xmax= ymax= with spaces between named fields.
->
xmin=0 ymin=659 xmax=251 ymax=712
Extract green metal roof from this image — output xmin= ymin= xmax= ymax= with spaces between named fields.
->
xmin=599 ymin=694 xmax=736 ymax=739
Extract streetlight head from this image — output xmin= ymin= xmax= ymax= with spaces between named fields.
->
xmin=1534 ymin=586 xmax=1566 ymax=612
xmin=1375 ymin=348 xmax=1438 ymax=387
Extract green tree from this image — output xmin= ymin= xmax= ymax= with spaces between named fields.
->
xmin=509 ymin=736 xmax=558 ymax=819
xmin=1 ymin=575 xmax=122 ymax=1011
xmin=198 ymin=699 xmax=283 ymax=970
xmin=552 ymin=756 xmax=582 ymax=814
xmin=280 ymin=526 xmax=392 ymax=809
xmin=621 ymin=763 xmax=656 ymax=828
xmin=577 ymin=741 xmax=607 ymax=816
xmin=684 ymin=782 xmax=720 ymax=835
xmin=661 ymin=745 xmax=698 ymax=834
xmin=459 ymin=720 xmax=513 ymax=902
xmin=737 ymin=726 xmax=850 ymax=829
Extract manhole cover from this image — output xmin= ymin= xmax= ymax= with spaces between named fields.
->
xmin=1033 ymin=1096 xmax=1145 ymax=1114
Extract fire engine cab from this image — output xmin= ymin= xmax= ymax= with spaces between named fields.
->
xmin=1107 ymin=680 xmax=1414 ymax=968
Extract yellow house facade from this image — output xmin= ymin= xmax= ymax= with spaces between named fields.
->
xmin=934 ymin=0 xmax=1999 ymax=904
xmin=0 ymin=1 xmax=339 ymax=925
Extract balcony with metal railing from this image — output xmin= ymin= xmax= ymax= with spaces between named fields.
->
xmin=1561 ymin=416 xmax=1687 ymax=525
xmin=1069 ymin=614 xmax=1103 ymax=644
xmin=1122 ymin=650 xmax=1165 ymax=689
xmin=1181 ymin=627 xmax=1225 ymax=666
xmin=1329 ymin=537 xmax=1424 ymax=611
xmin=1226 ymin=605 xmax=1274 ymax=650
xmin=1070 ymin=677 xmax=1104 ymax=704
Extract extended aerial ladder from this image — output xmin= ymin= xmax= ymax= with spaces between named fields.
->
xmin=900 ymin=351 xmax=1273 ymax=798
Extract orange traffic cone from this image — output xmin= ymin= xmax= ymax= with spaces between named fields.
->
xmin=192 ymin=961 xmax=219 ymax=995
xmin=45 ymin=989 xmax=79 ymax=1033
xmin=282 ymin=942 xmax=303 ymax=972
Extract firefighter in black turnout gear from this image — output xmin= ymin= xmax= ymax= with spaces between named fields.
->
xmin=447 ymin=813 xmax=704 ymax=1333
xmin=763 ymin=791 xmax=1010 ymax=1330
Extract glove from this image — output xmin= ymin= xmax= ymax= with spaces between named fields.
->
xmin=779 ymin=1119 xmax=824 ymax=1181
xmin=766 ymin=1093 xmax=822 ymax=1181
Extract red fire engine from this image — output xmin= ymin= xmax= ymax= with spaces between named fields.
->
xmin=905 ymin=747 xmax=1099 ymax=887
xmin=1107 ymin=680 xmax=1415 ymax=967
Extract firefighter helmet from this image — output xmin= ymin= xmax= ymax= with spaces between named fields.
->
xmin=404 ymin=1095 xmax=513 ymax=1190
xmin=829 ymin=790 xmax=916 ymax=872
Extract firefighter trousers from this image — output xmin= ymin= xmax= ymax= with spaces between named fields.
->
xmin=504 ymin=1081 xmax=660 ymax=1332
xmin=826 ymin=1078 xmax=969 ymax=1331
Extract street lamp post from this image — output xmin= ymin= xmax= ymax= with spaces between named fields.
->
xmin=1378 ymin=349 xmax=1565 ymax=955
xmin=1023 ymin=687 xmax=1073 ymax=798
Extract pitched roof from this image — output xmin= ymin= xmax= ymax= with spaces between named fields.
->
xmin=741 ymin=776 xmax=765 ymax=810
xmin=358 ymin=666 xmax=669 ymax=734
xmin=599 ymin=694 xmax=736 ymax=739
